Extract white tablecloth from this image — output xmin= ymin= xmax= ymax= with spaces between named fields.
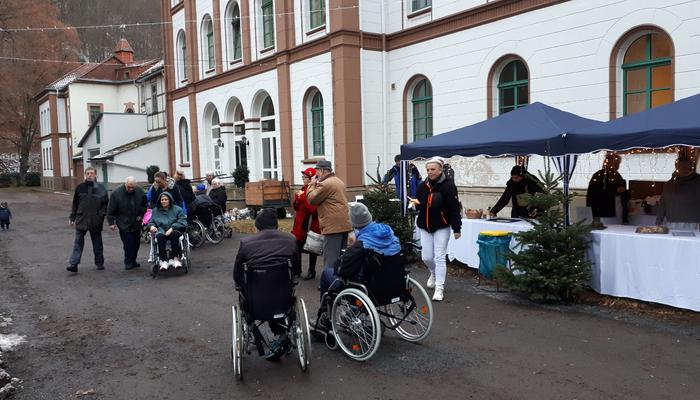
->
xmin=446 ymin=218 xmax=532 ymax=268
xmin=589 ymin=225 xmax=700 ymax=312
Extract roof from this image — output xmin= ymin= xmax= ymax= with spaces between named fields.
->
xmin=77 ymin=113 xmax=104 ymax=147
xmin=136 ymin=60 xmax=164 ymax=82
xmin=88 ymin=134 xmax=167 ymax=161
xmin=114 ymin=38 xmax=134 ymax=53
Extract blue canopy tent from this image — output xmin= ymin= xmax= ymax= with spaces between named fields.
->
xmin=399 ymin=102 xmax=602 ymax=221
xmin=400 ymin=102 xmax=600 ymax=159
xmin=565 ymin=93 xmax=700 ymax=153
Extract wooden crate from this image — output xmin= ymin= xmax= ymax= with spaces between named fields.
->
xmin=244 ymin=180 xmax=290 ymax=206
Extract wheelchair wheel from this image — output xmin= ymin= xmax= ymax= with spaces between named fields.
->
xmin=206 ymin=217 xmax=225 ymax=244
xmin=293 ymin=298 xmax=311 ymax=372
xmin=331 ymin=288 xmax=381 ymax=362
xmin=383 ymin=277 xmax=433 ymax=342
xmin=187 ymin=220 xmax=206 ymax=248
xmin=231 ymin=305 xmax=244 ymax=380
xmin=182 ymin=239 xmax=191 ymax=273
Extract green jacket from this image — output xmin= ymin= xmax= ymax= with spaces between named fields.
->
xmin=107 ymin=184 xmax=147 ymax=232
xmin=147 ymin=192 xmax=187 ymax=234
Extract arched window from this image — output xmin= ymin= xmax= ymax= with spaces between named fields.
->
xmin=176 ymin=30 xmax=187 ymax=82
xmin=233 ymin=103 xmax=247 ymax=168
xmin=259 ymin=95 xmax=278 ymax=179
xmin=226 ymin=2 xmax=243 ymax=63
xmin=179 ymin=118 xmax=190 ymax=163
xmin=201 ymin=15 xmax=215 ymax=72
xmin=412 ymin=79 xmax=432 ymax=141
xmin=308 ymin=91 xmax=324 ymax=156
xmin=497 ymin=60 xmax=528 ymax=114
xmin=622 ymin=32 xmax=673 ymax=115
xmin=210 ymin=109 xmax=221 ymax=172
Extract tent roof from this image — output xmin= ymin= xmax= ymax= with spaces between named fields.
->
xmin=565 ymin=93 xmax=700 ymax=154
xmin=400 ymin=102 xmax=600 ymax=160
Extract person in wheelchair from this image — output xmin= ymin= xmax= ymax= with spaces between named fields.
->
xmin=148 ymin=192 xmax=187 ymax=271
xmin=316 ymin=202 xmax=401 ymax=330
xmin=233 ymin=208 xmax=301 ymax=360
xmin=191 ymin=183 xmax=218 ymax=225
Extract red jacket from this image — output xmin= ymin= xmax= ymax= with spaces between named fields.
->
xmin=291 ymin=185 xmax=320 ymax=242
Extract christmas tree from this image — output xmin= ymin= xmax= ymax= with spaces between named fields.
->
xmin=494 ymin=162 xmax=592 ymax=302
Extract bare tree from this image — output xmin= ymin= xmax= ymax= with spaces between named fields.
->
xmin=0 ymin=0 xmax=80 ymax=184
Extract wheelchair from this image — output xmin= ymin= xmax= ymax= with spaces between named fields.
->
xmin=231 ymin=259 xmax=311 ymax=380
xmin=147 ymin=229 xmax=192 ymax=277
xmin=192 ymin=204 xmax=227 ymax=244
xmin=313 ymin=248 xmax=433 ymax=361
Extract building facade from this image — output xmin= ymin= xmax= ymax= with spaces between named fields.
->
xmin=36 ymin=39 xmax=160 ymax=190
xmin=161 ymin=0 xmax=700 ymax=206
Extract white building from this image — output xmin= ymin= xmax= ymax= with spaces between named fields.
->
xmin=161 ymin=0 xmax=700 ymax=206
xmin=36 ymin=39 xmax=161 ymax=190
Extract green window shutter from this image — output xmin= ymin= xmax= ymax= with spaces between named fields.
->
xmin=412 ymin=79 xmax=433 ymax=141
xmin=96 ymin=125 xmax=100 ymax=144
xmin=412 ymin=0 xmax=431 ymax=12
xmin=232 ymin=11 xmax=242 ymax=60
xmin=262 ymin=0 xmax=275 ymax=48
xmin=310 ymin=0 xmax=325 ymax=29
xmin=207 ymin=29 xmax=215 ymax=69
xmin=311 ymin=92 xmax=324 ymax=156
xmin=497 ymin=60 xmax=529 ymax=115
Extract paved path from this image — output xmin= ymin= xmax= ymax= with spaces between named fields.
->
xmin=0 ymin=188 xmax=699 ymax=400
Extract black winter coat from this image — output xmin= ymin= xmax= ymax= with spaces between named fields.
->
xmin=107 ymin=184 xmax=147 ymax=232
xmin=491 ymin=176 xmax=544 ymax=218
xmin=233 ymin=229 xmax=299 ymax=286
xmin=209 ymin=186 xmax=228 ymax=211
xmin=415 ymin=174 xmax=462 ymax=233
xmin=70 ymin=180 xmax=109 ymax=231
xmin=586 ymin=169 xmax=626 ymax=218
xmin=175 ymin=179 xmax=196 ymax=212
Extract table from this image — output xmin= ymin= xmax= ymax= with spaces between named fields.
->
xmin=589 ymin=225 xmax=700 ymax=312
xmin=446 ymin=218 xmax=532 ymax=268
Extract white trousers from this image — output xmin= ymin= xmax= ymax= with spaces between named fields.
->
xmin=419 ymin=227 xmax=451 ymax=290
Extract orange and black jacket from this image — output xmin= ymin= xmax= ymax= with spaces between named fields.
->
xmin=415 ymin=174 xmax=462 ymax=234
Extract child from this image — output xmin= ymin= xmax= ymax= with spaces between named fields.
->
xmin=0 ymin=202 xmax=12 ymax=230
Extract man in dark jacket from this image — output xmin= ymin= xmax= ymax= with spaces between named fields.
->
xmin=490 ymin=165 xmax=545 ymax=218
xmin=108 ymin=177 xmax=148 ymax=270
xmin=174 ymin=170 xmax=196 ymax=215
xmin=586 ymin=154 xmax=629 ymax=224
xmin=148 ymin=171 xmax=184 ymax=211
xmin=68 ymin=166 xmax=109 ymax=273
xmin=233 ymin=208 xmax=299 ymax=360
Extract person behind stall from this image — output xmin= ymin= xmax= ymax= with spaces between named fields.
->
xmin=655 ymin=159 xmax=700 ymax=230
xmin=586 ymin=153 xmax=629 ymax=224
xmin=489 ymin=165 xmax=544 ymax=219
xmin=383 ymin=155 xmax=423 ymax=199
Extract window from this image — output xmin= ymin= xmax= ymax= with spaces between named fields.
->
xmin=202 ymin=16 xmax=215 ymax=71
xmin=227 ymin=2 xmax=243 ymax=62
xmin=261 ymin=96 xmax=275 ymax=132
xmin=179 ymin=118 xmax=190 ymax=163
xmin=309 ymin=0 xmax=325 ymax=30
xmin=498 ymin=60 xmax=528 ymax=115
xmin=412 ymin=0 xmax=431 ymax=12
xmin=309 ymin=91 xmax=324 ymax=156
xmin=151 ymin=83 xmax=158 ymax=114
xmin=622 ymin=33 xmax=673 ymax=115
xmin=262 ymin=0 xmax=275 ymax=49
xmin=95 ymin=125 xmax=101 ymax=145
xmin=259 ymin=95 xmax=278 ymax=179
xmin=211 ymin=109 xmax=221 ymax=172
xmin=89 ymin=105 xmax=101 ymax=124
xmin=412 ymin=79 xmax=432 ymax=141
xmin=177 ymin=30 xmax=187 ymax=82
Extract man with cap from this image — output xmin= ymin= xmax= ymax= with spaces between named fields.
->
xmin=489 ymin=165 xmax=544 ymax=219
xmin=306 ymin=160 xmax=353 ymax=276
xmin=233 ymin=208 xmax=300 ymax=360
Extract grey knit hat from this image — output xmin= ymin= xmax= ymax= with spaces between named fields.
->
xmin=348 ymin=202 xmax=372 ymax=229
xmin=314 ymin=160 xmax=332 ymax=171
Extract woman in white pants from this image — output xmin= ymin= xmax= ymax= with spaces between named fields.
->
xmin=409 ymin=157 xmax=462 ymax=301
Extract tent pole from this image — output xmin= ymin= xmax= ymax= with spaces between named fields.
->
xmin=563 ymin=157 xmax=570 ymax=227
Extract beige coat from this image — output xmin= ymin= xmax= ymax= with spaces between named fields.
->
xmin=306 ymin=174 xmax=352 ymax=234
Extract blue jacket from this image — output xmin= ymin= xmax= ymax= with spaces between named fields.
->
xmin=0 ymin=206 xmax=11 ymax=221
xmin=355 ymin=222 xmax=401 ymax=256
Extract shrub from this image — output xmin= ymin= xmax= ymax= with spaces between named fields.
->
xmin=232 ymin=165 xmax=250 ymax=188
xmin=25 ymin=172 xmax=41 ymax=186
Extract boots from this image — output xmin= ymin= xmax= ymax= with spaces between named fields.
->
xmin=303 ymin=268 xmax=316 ymax=280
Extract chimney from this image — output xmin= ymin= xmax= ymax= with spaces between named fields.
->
xmin=114 ymin=38 xmax=134 ymax=64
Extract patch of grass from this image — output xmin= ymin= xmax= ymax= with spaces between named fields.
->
xmin=229 ymin=218 xmax=294 ymax=234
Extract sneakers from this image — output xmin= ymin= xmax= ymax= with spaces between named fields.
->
xmin=432 ymin=288 xmax=444 ymax=302
xmin=264 ymin=336 xmax=291 ymax=361
xmin=426 ymin=274 xmax=435 ymax=289
xmin=172 ymin=259 xmax=182 ymax=269
xmin=159 ymin=260 xmax=169 ymax=271
xmin=66 ymin=264 xmax=78 ymax=273
xmin=147 ymin=253 xmax=154 ymax=263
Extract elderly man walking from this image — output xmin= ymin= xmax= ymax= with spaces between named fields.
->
xmin=306 ymin=160 xmax=353 ymax=272
xmin=68 ymin=166 xmax=109 ymax=273
xmin=108 ymin=177 xmax=148 ymax=270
